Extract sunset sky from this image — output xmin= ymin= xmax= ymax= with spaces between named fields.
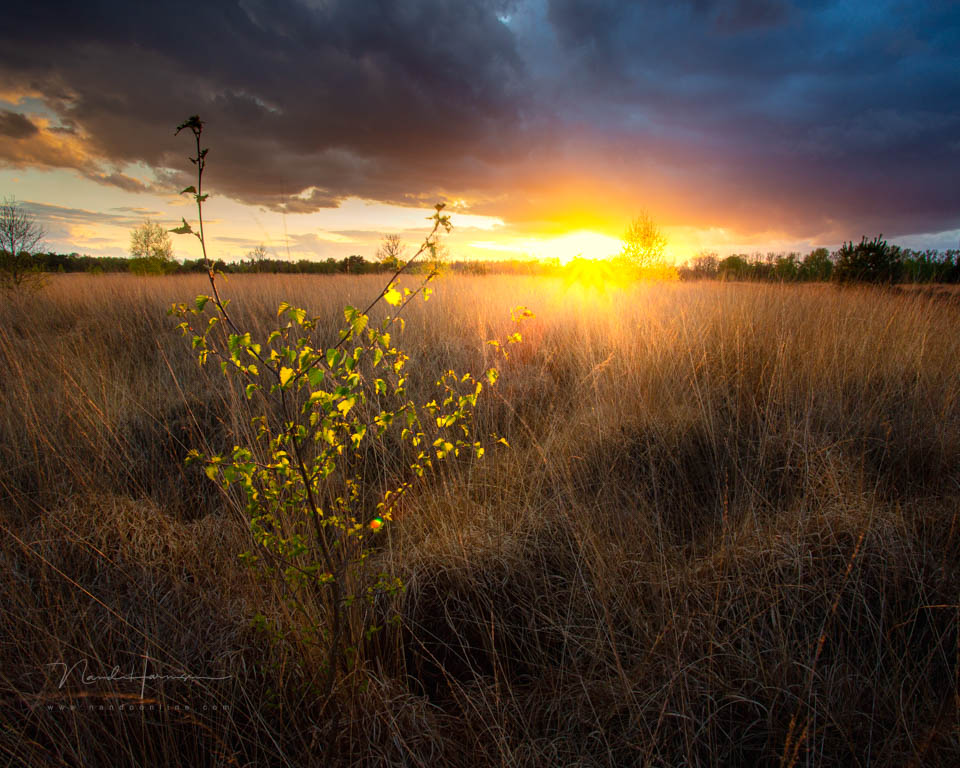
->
xmin=1 ymin=0 xmax=958 ymax=265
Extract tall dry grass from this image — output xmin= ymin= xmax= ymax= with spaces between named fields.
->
xmin=1 ymin=273 xmax=958 ymax=766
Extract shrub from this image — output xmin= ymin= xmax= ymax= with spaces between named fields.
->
xmin=832 ymin=235 xmax=902 ymax=284
xmin=168 ymin=116 xmax=530 ymax=708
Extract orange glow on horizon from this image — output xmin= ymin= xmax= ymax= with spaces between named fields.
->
xmin=469 ymin=229 xmax=622 ymax=264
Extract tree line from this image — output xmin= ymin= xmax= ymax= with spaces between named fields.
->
xmin=680 ymin=238 xmax=960 ymax=284
xmin=0 ymin=211 xmax=438 ymax=283
xmin=23 ymin=250 xmax=420 ymax=276
xmin=12 ymin=238 xmax=960 ymax=285
xmin=3 ymin=199 xmax=959 ymax=287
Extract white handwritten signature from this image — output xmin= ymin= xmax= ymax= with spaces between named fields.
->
xmin=47 ymin=660 xmax=231 ymax=689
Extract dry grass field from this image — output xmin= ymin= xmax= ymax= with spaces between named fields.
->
xmin=1 ymin=272 xmax=958 ymax=766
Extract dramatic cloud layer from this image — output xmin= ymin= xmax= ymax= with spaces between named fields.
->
xmin=1 ymin=0 xmax=958 ymax=243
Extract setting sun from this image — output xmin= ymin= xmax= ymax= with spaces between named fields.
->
xmin=470 ymin=229 xmax=622 ymax=264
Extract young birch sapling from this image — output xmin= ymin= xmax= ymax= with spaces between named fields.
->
xmin=168 ymin=115 xmax=533 ymax=701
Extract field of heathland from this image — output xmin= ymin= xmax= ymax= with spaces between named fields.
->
xmin=1 ymin=273 xmax=958 ymax=766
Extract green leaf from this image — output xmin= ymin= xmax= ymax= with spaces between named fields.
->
xmin=170 ymin=217 xmax=193 ymax=235
xmin=351 ymin=314 xmax=368 ymax=335
xmin=351 ymin=424 xmax=367 ymax=447
xmin=512 ymin=306 xmax=535 ymax=321
xmin=308 ymin=390 xmax=330 ymax=406
xmin=180 ymin=185 xmax=197 ymax=195
xmin=434 ymin=440 xmax=454 ymax=459
xmin=195 ymin=295 xmax=211 ymax=311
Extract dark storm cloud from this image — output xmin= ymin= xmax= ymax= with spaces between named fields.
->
xmin=535 ymin=0 xmax=960 ymax=238
xmin=0 ymin=110 xmax=39 ymax=139
xmin=1 ymin=0 xmax=959 ymax=241
xmin=0 ymin=0 xmax=525 ymax=207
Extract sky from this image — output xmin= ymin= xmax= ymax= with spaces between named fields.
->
xmin=0 ymin=0 xmax=958 ymax=265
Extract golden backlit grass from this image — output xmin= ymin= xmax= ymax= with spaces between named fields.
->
xmin=1 ymin=273 xmax=958 ymax=766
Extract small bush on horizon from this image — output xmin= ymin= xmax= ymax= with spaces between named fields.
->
xmin=832 ymin=235 xmax=902 ymax=284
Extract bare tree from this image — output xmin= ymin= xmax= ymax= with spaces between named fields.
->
xmin=689 ymin=251 xmax=719 ymax=278
xmin=375 ymin=234 xmax=408 ymax=271
xmin=248 ymin=243 xmax=268 ymax=272
xmin=620 ymin=212 xmax=667 ymax=269
xmin=0 ymin=197 xmax=45 ymax=290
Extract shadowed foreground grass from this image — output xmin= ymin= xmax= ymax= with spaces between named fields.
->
xmin=1 ymin=273 xmax=958 ymax=766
